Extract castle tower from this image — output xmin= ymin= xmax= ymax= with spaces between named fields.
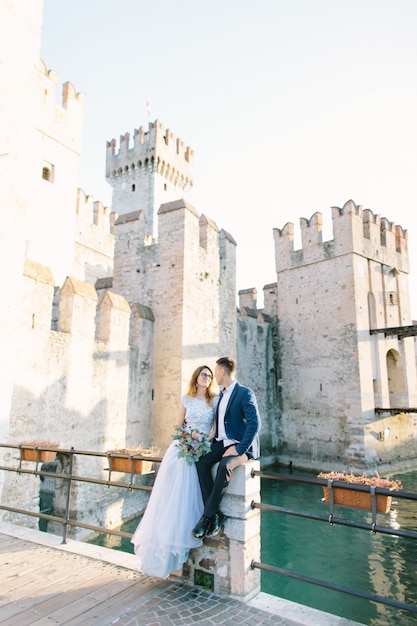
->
xmin=273 ymin=199 xmax=417 ymax=471
xmin=0 ymin=0 xmax=85 ymax=446
xmin=106 ymin=120 xmax=194 ymax=241
xmin=107 ymin=120 xmax=238 ymax=449
xmin=0 ymin=0 xmax=45 ymax=469
xmin=112 ymin=198 xmax=237 ymax=449
xmin=28 ymin=65 xmax=85 ymax=284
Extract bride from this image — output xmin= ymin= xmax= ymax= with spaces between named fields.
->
xmin=131 ymin=365 xmax=218 ymax=578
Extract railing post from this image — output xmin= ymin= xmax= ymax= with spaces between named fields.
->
xmin=184 ymin=460 xmax=261 ymax=601
xmin=62 ymin=447 xmax=74 ymax=544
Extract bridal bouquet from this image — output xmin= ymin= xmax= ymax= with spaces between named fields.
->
xmin=172 ymin=424 xmax=211 ymax=465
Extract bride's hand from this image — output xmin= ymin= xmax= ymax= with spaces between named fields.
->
xmin=207 ymin=425 xmax=216 ymax=442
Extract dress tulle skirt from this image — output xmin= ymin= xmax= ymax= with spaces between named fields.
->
xmin=131 ymin=441 xmax=204 ymax=578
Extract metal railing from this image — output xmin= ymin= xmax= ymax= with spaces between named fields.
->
xmin=250 ymin=469 xmax=417 ymax=616
xmin=0 ymin=443 xmax=161 ymax=544
xmin=2 ymin=444 xmax=417 ymax=616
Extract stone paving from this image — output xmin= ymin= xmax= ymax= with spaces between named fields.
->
xmin=111 ymin=582 xmax=302 ymax=626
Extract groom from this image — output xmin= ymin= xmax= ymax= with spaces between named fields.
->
xmin=192 ymin=356 xmax=261 ymax=540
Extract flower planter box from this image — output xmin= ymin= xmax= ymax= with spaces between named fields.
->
xmin=108 ymin=456 xmax=153 ymax=474
xmin=322 ymin=486 xmax=392 ymax=513
xmin=20 ymin=448 xmax=57 ymax=463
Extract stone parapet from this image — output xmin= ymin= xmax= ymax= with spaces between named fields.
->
xmin=183 ymin=460 xmax=260 ymax=602
xmin=96 ymin=291 xmax=131 ymax=344
xmin=58 ymin=276 xmax=98 ymax=336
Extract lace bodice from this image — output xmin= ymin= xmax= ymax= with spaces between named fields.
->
xmin=182 ymin=395 xmax=217 ymax=435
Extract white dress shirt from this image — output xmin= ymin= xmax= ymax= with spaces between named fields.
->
xmin=216 ymin=381 xmax=238 ymax=447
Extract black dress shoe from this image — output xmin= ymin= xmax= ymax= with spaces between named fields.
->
xmin=206 ymin=511 xmax=226 ymax=538
xmin=192 ymin=515 xmax=212 ymax=539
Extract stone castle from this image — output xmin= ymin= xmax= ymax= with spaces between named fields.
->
xmin=1 ymin=0 xmax=416 ymax=533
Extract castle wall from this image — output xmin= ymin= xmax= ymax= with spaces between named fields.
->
xmin=273 ymin=200 xmax=417 ymax=471
xmin=275 ymin=251 xmax=361 ymax=466
xmin=126 ymin=304 xmax=155 ymax=446
xmin=219 ymin=229 xmax=238 ymax=351
xmin=363 ymin=412 xmax=417 ymax=472
xmin=237 ymin=300 xmax=278 ymax=463
xmin=1 ymin=263 xmax=150 ymax=535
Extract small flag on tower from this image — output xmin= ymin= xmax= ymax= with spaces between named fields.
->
xmin=146 ymin=99 xmax=151 ymax=112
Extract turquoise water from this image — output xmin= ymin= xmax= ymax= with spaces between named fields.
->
xmin=89 ymin=467 xmax=417 ymax=625
xmin=261 ymin=467 xmax=417 ymax=626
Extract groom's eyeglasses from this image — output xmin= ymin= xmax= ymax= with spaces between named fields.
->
xmin=200 ymin=373 xmax=213 ymax=380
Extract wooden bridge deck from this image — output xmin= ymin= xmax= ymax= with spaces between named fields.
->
xmin=0 ymin=529 xmax=165 ymax=625
xmin=0 ymin=524 xmax=365 ymax=626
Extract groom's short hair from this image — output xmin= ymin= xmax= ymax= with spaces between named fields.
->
xmin=216 ymin=356 xmax=236 ymax=375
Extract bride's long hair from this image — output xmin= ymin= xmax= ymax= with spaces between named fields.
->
xmin=186 ymin=365 xmax=217 ymax=405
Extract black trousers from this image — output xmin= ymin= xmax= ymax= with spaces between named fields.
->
xmin=196 ymin=439 xmax=248 ymax=518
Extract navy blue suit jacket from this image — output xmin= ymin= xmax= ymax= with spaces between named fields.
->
xmin=216 ymin=382 xmax=261 ymax=458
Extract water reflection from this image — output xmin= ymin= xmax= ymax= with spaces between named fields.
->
xmin=89 ymin=516 xmax=138 ymax=553
xmin=387 ymin=508 xmax=400 ymax=531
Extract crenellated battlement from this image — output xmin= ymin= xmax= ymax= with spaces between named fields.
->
xmin=274 ymin=199 xmax=409 ymax=273
xmin=23 ymin=265 xmax=131 ymax=347
xmin=75 ymin=188 xmax=112 ymax=234
xmin=105 ymin=119 xmax=194 ymax=191
xmin=362 ymin=208 xmax=407 ymax=252
xmin=38 ymin=59 xmax=85 ymax=109
xmin=106 ymin=119 xmax=193 ymax=161
xmin=73 ymin=189 xmax=115 ymax=284
xmin=238 ymin=288 xmax=257 ymax=310
xmin=37 ymin=59 xmax=85 ymax=154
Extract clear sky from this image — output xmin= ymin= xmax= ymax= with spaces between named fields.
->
xmin=40 ymin=0 xmax=417 ymax=314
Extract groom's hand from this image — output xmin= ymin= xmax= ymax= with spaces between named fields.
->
xmin=222 ymin=445 xmax=238 ymax=457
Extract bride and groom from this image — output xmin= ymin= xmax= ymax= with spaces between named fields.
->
xmin=131 ymin=356 xmax=261 ymax=579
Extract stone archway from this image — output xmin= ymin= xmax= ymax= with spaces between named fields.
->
xmin=386 ymin=349 xmax=405 ymax=407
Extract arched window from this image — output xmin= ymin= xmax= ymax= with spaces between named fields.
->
xmin=42 ymin=161 xmax=54 ymax=183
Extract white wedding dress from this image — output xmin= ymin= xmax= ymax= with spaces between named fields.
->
xmin=131 ymin=395 xmax=216 ymax=578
